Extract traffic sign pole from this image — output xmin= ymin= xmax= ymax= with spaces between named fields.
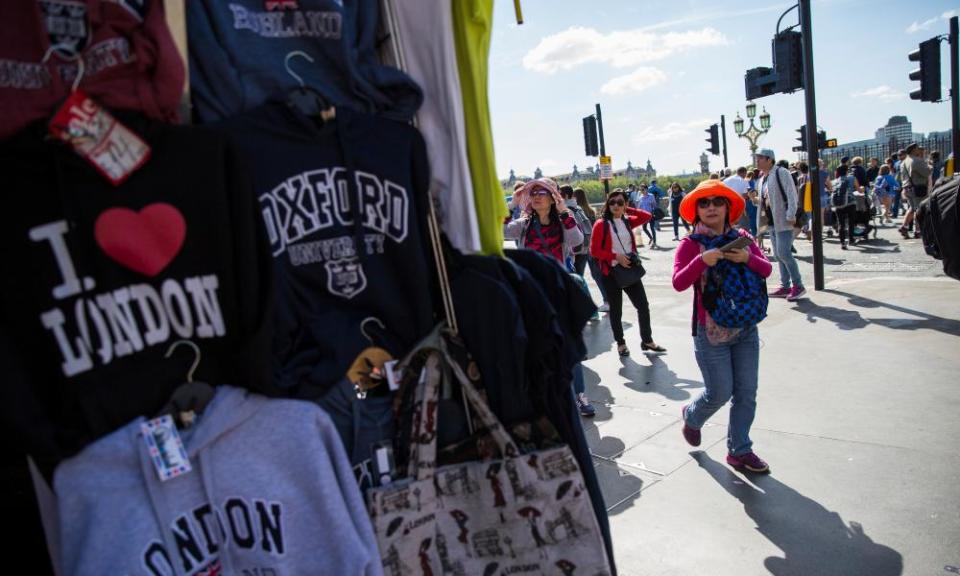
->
xmin=721 ymin=115 xmax=729 ymax=169
xmin=596 ymin=103 xmax=610 ymax=196
xmin=800 ymin=0 xmax=824 ymax=291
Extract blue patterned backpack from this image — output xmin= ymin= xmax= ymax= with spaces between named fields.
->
xmin=691 ymin=232 xmax=768 ymax=329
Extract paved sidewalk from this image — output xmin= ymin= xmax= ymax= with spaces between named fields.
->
xmin=577 ymin=226 xmax=960 ymax=576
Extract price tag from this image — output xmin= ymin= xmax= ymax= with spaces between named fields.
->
xmin=141 ymin=415 xmax=192 ymax=482
xmin=49 ymin=91 xmax=151 ymax=186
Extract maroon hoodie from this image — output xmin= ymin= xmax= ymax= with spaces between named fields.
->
xmin=0 ymin=0 xmax=184 ymax=140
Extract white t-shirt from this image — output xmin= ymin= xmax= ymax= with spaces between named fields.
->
xmin=609 ymin=218 xmax=634 ymax=265
xmin=723 ymin=174 xmax=748 ymax=195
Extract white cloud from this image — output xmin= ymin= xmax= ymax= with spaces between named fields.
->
xmin=631 ymin=118 xmax=714 ymax=144
xmin=906 ymin=9 xmax=956 ymax=33
xmin=850 ymin=85 xmax=904 ymax=102
xmin=601 ymin=67 xmax=668 ymax=95
xmin=522 ymin=26 xmax=728 ymax=74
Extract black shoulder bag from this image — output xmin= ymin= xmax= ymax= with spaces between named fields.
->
xmin=604 ymin=218 xmax=645 ymax=289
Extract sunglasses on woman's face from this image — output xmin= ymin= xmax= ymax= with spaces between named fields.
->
xmin=530 ymin=190 xmax=550 ymax=197
xmin=696 ymin=197 xmax=727 ymax=209
xmin=608 ymin=199 xmax=625 ymax=207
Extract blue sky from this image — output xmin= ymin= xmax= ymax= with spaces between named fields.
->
xmin=488 ymin=0 xmax=958 ymax=178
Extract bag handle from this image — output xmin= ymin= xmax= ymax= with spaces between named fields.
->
xmin=408 ymin=343 xmax=519 ymax=481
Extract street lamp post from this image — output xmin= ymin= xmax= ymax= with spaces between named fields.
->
xmin=733 ymin=102 xmax=772 ymax=165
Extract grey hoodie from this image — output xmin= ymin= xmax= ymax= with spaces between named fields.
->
xmin=760 ymin=165 xmax=799 ymax=232
xmin=54 ymin=386 xmax=382 ymax=576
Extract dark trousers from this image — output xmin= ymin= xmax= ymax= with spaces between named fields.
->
xmin=836 ymin=205 xmax=857 ymax=243
xmin=601 ymin=273 xmax=653 ymax=345
xmin=671 ymin=209 xmax=690 ymax=237
xmin=574 ymin=253 xmax=588 ymax=275
xmin=642 ymin=222 xmax=657 ymax=244
xmin=891 ymin=192 xmax=902 ymax=218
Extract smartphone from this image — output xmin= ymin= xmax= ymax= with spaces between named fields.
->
xmin=719 ymin=236 xmax=752 ymax=252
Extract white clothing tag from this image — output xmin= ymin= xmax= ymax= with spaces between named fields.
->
xmin=384 ymin=359 xmax=401 ymax=391
xmin=141 ymin=415 xmax=192 ymax=482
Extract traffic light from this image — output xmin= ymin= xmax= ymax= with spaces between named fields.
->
xmin=773 ymin=30 xmax=804 ymax=93
xmin=817 ymin=130 xmax=826 ymax=150
xmin=582 ymin=115 xmax=599 ymax=156
xmin=793 ymin=125 xmax=807 ymax=152
xmin=705 ymin=124 xmax=719 ymax=155
xmin=908 ymin=38 xmax=942 ymax=102
xmin=745 ymin=66 xmax=776 ymax=100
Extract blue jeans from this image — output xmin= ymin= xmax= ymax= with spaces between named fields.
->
xmin=769 ymin=228 xmax=803 ymax=289
xmin=684 ymin=325 xmax=760 ymax=455
xmin=572 ymin=362 xmax=585 ymax=395
xmin=586 ymin=256 xmax=607 ymax=302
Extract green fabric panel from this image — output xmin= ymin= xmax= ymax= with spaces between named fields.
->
xmin=451 ymin=0 xmax=505 ymax=255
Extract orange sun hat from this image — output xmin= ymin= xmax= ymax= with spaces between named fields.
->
xmin=678 ymin=179 xmax=746 ymax=225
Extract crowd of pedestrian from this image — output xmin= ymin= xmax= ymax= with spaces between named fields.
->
xmin=502 ymin=142 xmax=947 ymax=473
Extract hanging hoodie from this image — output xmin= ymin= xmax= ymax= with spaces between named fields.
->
xmin=217 ymin=102 xmax=435 ymax=399
xmin=0 ymin=114 xmax=273 ymax=472
xmin=54 ymin=385 xmax=383 ymax=576
xmin=0 ymin=0 xmax=185 ymax=141
xmin=186 ymin=0 xmax=422 ymax=123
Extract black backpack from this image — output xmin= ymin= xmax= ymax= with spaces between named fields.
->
xmin=917 ymin=175 xmax=960 ymax=280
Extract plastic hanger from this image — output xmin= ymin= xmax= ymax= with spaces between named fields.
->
xmin=284 ymin=51 xmax=336 ymax=122
xmin=157 ymin=340 xmax=215 ymax=428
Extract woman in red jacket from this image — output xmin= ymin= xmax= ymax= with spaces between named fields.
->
xmin=590 ymin=188 xmax=667 ymax=357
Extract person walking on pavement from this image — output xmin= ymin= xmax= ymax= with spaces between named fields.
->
xmin=874 ymin=164 xmax=898 ymax=224
xmin=590 ymin=188 xmax=667 ymax=358
xmin=757 ymin=149 xmax=806 ymax=301
xmin=893 ymin=149 xmax=907 ymax=220
xmin=672 ymin=179 xmax=773 ymax=474
xmin=574 ymin=187 xmax=609 ymax=312
xmin=504 ymin=178 xmax=596 ymax=416
xmin=832 ymin=164 xmax=863 ymax=250
xmin=636 ymin=185 xmax=659 ymax=248
xmin=669 ymin=182 xmax=690 ymax=240
xmin=649 ymin=180 xmax=665 ymax=232
xmin=899 ymin=143 xmax=931 ymax=240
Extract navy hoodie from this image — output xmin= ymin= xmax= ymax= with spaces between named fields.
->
xmin=187 ymin=0 xmax=422 ymax=123
xmin=0 ymin=114 xmax=273 ymax=472
xmin=218 ymin=103 xmax=435 ymax=398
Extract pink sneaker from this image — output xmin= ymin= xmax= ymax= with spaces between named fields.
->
xmin=681 ymin=405 xmax=700 ymax=447
xmin=786 ymin=286 xmax=807 ymax=302
xmin=726 ymin=452 xmax=770 ymax=474
xmin=769 ymin=287 xmax=791 ymax=298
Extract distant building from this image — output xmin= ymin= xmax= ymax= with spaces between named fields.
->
xmin=873 ymin=116 xmax=922 ymax=149
xmin=700 ymin=152 xmax=710 ymax=175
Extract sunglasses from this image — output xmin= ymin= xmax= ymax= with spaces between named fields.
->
xmin=530 ymin=190 xmax=550 ymax=197
xmin=696 ymin=197 xmax=728 ymax=209
xmin=608 ymin=199 xmax=625 ymax=207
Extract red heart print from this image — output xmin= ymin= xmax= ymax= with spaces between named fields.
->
xmin=94 ymin=203 xmax=186 ymax=277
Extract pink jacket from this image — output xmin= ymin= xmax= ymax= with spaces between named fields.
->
xmin=672 ymin=230 xmax=772 ymax=327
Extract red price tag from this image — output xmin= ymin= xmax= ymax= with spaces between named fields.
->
xmin=49 ymin=91 xmax=151 ymax=186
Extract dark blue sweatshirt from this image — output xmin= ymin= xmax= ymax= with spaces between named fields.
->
xmin=187 ymin=0 xmax=422 ymax=123
xmin=218 ymin=103 xmax=435 ymax=398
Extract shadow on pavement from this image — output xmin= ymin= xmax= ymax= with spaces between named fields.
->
xmin=793 ymin=290 xmax=960 ymax=336
xmin=795 ymin=254 xmax=845 ymax=265
xmin=618 ymin=354 xmax=695 ymax=401
xmin=691 ymin=452 xmax=903 ymax=576
xmin=581 ymin=365 xmax=614 ymax=424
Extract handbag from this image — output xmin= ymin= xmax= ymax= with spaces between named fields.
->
xmin=606 ymin=220 xmax=645 ymax=289
xmin=652 ymin=206 xmax=666 ymax=220
xmin=367 ymin=338 xmax=611 ymax=576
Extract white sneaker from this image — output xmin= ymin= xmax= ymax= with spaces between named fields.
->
xmin=598 ymin=303 xmax=609 ymax=312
